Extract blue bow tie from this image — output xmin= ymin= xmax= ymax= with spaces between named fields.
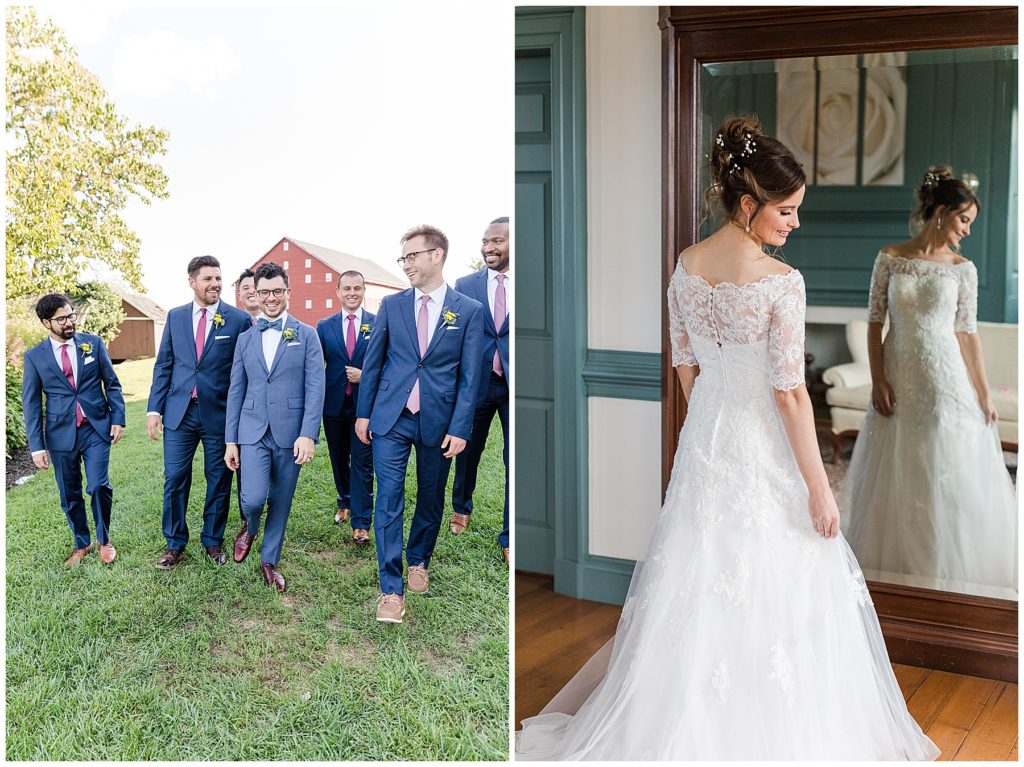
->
xmin=257 ymin=317 xmax=283 ymax=332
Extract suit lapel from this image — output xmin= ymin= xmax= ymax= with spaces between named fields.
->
xmin=250 ymin=326 xmax=270 ymax=377
xmin=267 ymin=315 xmax=297 ymax=377
xmin=477 ymin=270 xmax=498 ymax=335
xmin=422 ymin=287 xmax=457 ymax=360
xmin=38 ymin=339 xmax=76 ymax=393
xmin=398 ymin=290 xmax=420 ymax=356
xmin=181 ymin=306 xmax=199 ymax=364
xmin=331 ymin=312 xmax=349 ymax=363
xmin=355 ymin=310 xmax=374 ymax=357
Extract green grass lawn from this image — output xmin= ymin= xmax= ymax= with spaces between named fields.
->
xmin=6 ymin=358 xmax=510 ymax=760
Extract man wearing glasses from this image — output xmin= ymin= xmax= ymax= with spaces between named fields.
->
xmin=147 ymin=255 xmax=252 ymax=569
xmin=22 ymin=294 xmax=126 ymax=567
xmin=356 ymin=225 xmax=483 ymax=623
xmin=224 ymin=262 xmax=325 ymax=592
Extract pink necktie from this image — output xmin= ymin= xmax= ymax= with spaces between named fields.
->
xmin=345 ymin=314 xmax=356 ymax=397
xmin=493 ymin=274 xmax=507 ymax=376
xmin=61 ymin=344 xmax=85 ymax=427
xmin=407 ymin=296 xmax=430 ymax=413
xmin=193 ymin=308 xmax=207 ymax=398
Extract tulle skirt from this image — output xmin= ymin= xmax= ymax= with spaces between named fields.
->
xmin=516 ymin=386 xmax=940 ymax=761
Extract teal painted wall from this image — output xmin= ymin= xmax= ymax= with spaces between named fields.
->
xmin=701 ymin=49 xmax=1018 ymax=322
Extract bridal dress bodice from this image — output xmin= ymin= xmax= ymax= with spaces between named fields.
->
xmin=516 ymin=259 xmax=938 ymax=761
xmin=840 ymin=252 xmax=1016 ymax=597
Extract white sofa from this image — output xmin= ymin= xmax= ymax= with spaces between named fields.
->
xmin=823 ymin=320 xmax=1018 ymax=461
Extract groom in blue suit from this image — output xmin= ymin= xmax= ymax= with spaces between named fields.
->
xmin=147 ymin=255 xmax=252 ymax=568
xmin=356 ymin=224 xmax=483 ymax=624
xmin=316 ymin=270 xmax=375 ymax=542
xmin=225 ymin=261 xmax=325 ymax=592
xmin=452 ymin=217 xmax=511 ymax=562
xmin=22 ymin=294 xmax=126 ymax=567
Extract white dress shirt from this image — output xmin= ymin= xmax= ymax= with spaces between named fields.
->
xmin=193 ymin=299 xmax=220 ymax=341
xmin=486 ymin=269 xmax=511 ymax=324
xmin=412 ymin=283 xmax=448 ymax=347
xmin=260 ymin=310 xmax=288 ymax=370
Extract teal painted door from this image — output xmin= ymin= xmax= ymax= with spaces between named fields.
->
xmin=515 ymin=50 xmax=556 ymax=574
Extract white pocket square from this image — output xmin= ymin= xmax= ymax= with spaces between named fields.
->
xmin=84 ymin=356 xmax=95 ymax=364
xmin=445 ymin=325 xmax=460 ymax=331
xmin=215 ymin=335 xmax=229 ymax=339
xmin=287 ymin=341 xmax=301 ymax=346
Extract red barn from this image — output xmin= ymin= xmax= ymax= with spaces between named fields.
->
xmin=245 ymin=236 xmax=406 ymax=325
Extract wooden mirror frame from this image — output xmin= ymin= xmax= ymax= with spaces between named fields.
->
xmin=660 ymin=5 xmax=1018 ymax=682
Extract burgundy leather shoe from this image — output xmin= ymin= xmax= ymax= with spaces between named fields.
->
xmin=236 ymin=519 xmax=248 ymax=539
xmin=260 ymin=562 xmax=287 ymax=592
xmin=233 ymin=530 xmax=257 ymax=563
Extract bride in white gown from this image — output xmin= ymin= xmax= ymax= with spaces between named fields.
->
xmin=515 ymin=116 xmax=939 ymax=761
xmin=839 ymin=167 xmax=1017 ymax=598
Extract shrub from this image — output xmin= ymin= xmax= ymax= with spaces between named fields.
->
xmin=6 ymin=363 xmax=28 ymax=456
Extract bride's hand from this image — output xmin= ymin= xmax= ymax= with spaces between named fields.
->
xmin=809 ymin=488 xmax=840 ymax=539
xmin=871 ymin=380 xmax=895 ymax=417
xmin=979 ymin=395 xmax=998 ymax=424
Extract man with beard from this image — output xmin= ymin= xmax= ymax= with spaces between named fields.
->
xmin=452 ymin=217 xmax=511 ymax=563
xmin=22 ymin=294 xmax=126 ymax=566
xmin=147 ymin=255 xmax=252 ymax=568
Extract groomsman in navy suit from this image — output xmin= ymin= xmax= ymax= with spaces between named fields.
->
xmin=225 ymin=262 xmax=325 ymax=591
xmin=22 ymin=294 xmax=126 ymax=567
xmin=316 ymin=270 xmax=375 ymax=543
xmin=356 ymin=224 xmax=483 ymax=623
xmin=147 ymin=256 xmax=252 ymax=568
xmin=452 ymin=217 xmax=511 ymax=563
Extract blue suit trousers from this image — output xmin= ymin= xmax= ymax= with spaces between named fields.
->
xmin=50 ymin=420 xmax=113 ymax=549
xmin=239 ymin=425 xmax=302 ymax=566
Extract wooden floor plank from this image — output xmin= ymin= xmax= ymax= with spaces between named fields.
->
xmin=907 ymin=671 xmax=967 ymax=732
xmin=925 ymin=674 xmax=998 ymax=761
xmin=955 ymin=683 xmax=1017 ymax=761
xmin=894 ymin=663 xmax=932 ymax=702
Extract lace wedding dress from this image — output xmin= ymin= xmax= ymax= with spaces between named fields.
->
xmin=515 ymin=263 xmax=939 ymax=761
xmin=840 ymin=252 xmax=1017 ymax=598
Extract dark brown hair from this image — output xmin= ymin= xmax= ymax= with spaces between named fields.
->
xmin=401 ymin=224 xmax=449 ymax=262
xmin=187 ymin=255 xmax=220 ymax=278
xmin=254 ymin=261 xmax=289 ymax=287
xmin=704 ymin=115 xmax=806 ymax=226
xmin=911 ymin=165 xmax=981 ymax=232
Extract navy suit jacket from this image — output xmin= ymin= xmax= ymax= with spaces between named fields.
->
xmin=22 ymin=333 xmax=126 ymax=453
xmin=225 ymin=314 xmax=326 ymax=449
xmin=316 ymin=309 xmax=376 ymax=418
xmin=147 ymin=301 xmax=252 ymax=435
xmin=356 ymin=286 xmax=483 ymax=446
xmin=454 ymin=268 xmax=510 ymax=402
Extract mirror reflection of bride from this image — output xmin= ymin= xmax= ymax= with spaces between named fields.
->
xmin=839 ymin=168 xmax=1017 ymax=597
xmin=515 ymin=116 xmax=939 ymax=761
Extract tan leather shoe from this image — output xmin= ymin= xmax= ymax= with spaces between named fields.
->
xmin=64 ymin=543 xmax=95 ymax=568
xmin=407 ymin=563 xmax=429 ymax=593
xmin=335 ymin=507 xmax=350 ymax=524
xmin=450 ymin=512 xmax=470 ymax=535
xmin=260 ymin=562 xmax=287 ymax=592
xmin=376 ymin=593 xmax=406 ymax=623
xmin=155 ymin=549 xmax=185 ymax=569
xmin=353 ymin=528 xmax=371 ymax=545
xmin=98 ymin=542 xmax=117 ymax=565
xmin=502 ymin=547 xmax=510 ymax=566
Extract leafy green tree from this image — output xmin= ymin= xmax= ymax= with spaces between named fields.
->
xmin=70 ymin=281 xmax=126 ymax=344
xmin=6 ymin=7 xmax=169 ymax=301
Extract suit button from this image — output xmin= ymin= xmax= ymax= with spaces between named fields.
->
xmin=405 ymin=388 xmax=410 ymax=393
xmin=195 ymin=366 xmax=199 ymax=372
xmin=267 ymin=378 xmax=272 ymax=383
xmin=418 ymin=363 xmax=424 ymax=368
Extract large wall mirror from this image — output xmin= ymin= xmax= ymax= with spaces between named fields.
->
xmin=662 ymin=6 xmax=1018 ymax=680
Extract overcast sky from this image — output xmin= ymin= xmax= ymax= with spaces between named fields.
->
xmin=32 ymin=3 xmax=512 ymax=309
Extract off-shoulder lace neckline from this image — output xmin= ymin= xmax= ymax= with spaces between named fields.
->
xmin=676 ymin=262 xmax=802 ymax=290
xmin=877 ymin=250 xmax=972 ymax=269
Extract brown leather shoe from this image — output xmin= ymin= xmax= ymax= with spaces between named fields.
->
xmin=205 ymin=545 xmax=228 ymax=565
xmin=335 ymin=507 xmax=350 ymax=524
xmin=376 ymin=593 xmax=406 ymax=623
xmin=353 ymin=528 xmax=370 ymax=545
xmin=236 ymin=519 xmax=248 ymax=539
xmin=260 ymin=562 xmax=286 ymax=592
xmin=64 ymin=543 xmax=95 ymax=568
xmin=450 ymin=512 xmax=470 ymax=535
xmin=155 ymin=549 xmax=185 ymax=569
xmin=502 ymin=547 xmax=510 ymax=566
xmin=98 ymin=542 xmax=117 ymax=565
xmin=407 ymin=563 xmax=429 ymax=593
xmin=234 ymin=530 xmax=257 ymax=563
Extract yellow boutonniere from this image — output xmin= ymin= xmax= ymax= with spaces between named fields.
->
xmin=79 ymin=342 xmax=92 ymax=354
xmin=212 ymin=312 xmax=225 ymax=328
xmin=360 ymin=322 xmax=372 ymax=339
xmin=441 ymin=308 xmax=460 ymax=327
xmin=282 ymin=328 xmax=297 ymax=342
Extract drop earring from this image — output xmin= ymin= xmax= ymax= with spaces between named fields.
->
xmin=745 ymin=214 xmax=751 ymax=233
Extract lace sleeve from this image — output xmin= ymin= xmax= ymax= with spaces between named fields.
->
xmin=668 ymin=270 xmax=697 ymax=367
xmin=768 ymin=273 xmax=806 ymax=391
xmin=867 ymin=253 xmax=890 ymax=324
xmin=954 ymin=261 xmax=978 ymax=333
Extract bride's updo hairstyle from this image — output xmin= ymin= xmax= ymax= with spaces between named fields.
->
xmin=705 ymin=115 xmax=806 ymax=228
xmin=911 ymin=165 xmax=981 ymax=232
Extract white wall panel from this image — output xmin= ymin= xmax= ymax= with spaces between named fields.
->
xmin=585 ymin=7 xmax=662 ymax=353
xmin=588 ymin=397 xmax=662 ymax=560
